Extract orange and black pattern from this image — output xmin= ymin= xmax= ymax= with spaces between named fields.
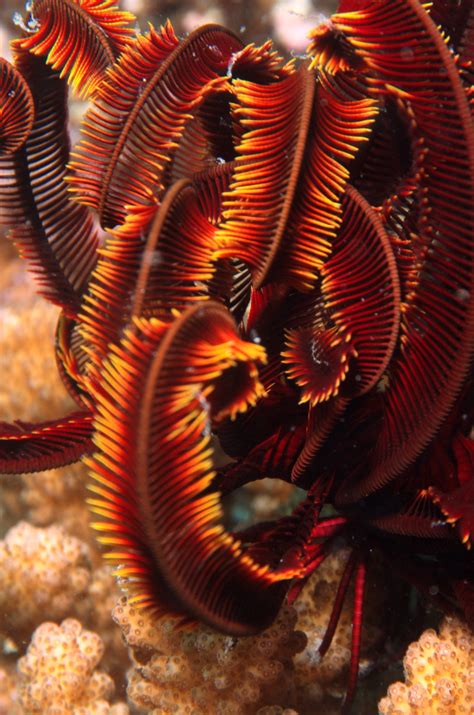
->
xmin=1 ymin=0 xmax=473 ymax=710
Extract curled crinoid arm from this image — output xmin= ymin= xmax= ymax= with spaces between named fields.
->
xmin=69 ymin=24 xmax=242 ymax=228
xmin=331 ymin=0 xmax=474 ymax=503
xmin=0 ymin=412 xmax=93 ymax=474
xmin=282 ymin=185 xmax=400 ymax=406
xmin=18 ymin=0 xmax=136 ymax=99
xmin=306 ymin=17 xmax=362 ymax=75
xmin=0 ymin=59 xmax=34 ymax=155
xmin=2 ymin=46 xmax=100 ymax=314
xmin=86 ymin=302 xmax=310 ymax=635
xmin=282 ymin=323 xmax=355 ymax=407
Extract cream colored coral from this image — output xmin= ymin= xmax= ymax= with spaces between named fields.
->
xmin=19 ymin=463 xmax=94 ymax=551
xmin=112 ymin=596 xmax=306 ymax=714
xmin=0 ymin=258 xmax=75 ymax=423
xmin=0 ymin=522 xmax=91 ymax=643
xmin=379 ymin=615 xmax=474 ymax=715
xmin=293 ymin=548 xmax=388 ymax=712
xmin=76 ymin=566 xmax=129 ymax=683
xmin=16 ymin=618 xmax=129 ymax=714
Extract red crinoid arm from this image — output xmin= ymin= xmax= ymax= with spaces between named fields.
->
xmin=194 ymin=161 xmax=235 ymax=225
xmin=0 ymin=58 xmax=34 ymax=154
xmin=1 ymin=46 xmax=100 ymax=314
xmin=213 ymin=64 xmax=314 ymax=288
xmin=291 ymin=398 xmax=349 ymax=483
xmin=368 ymin=489 xmax=454 ymax=539
xmin=0 ymin=58 xmax=34 ymax=227
xmin=218 ymin=422 xmax=307 ymax=489
xmin=78 ymin=202 xmax=156 ymax=359
xmin=319 ymin=549 xmax=357 ymax=658
xmin=129 ymin=180 xmax=217 ymax=320
xmin=306 ymin=16 xmax=362 ymax=76
xmin=320 ymin=185 xmax=400 ymax=395
xmin=429 ymin=434 xmax=474 ymax=547
xmin=282 ymin=184 xmax=400 ymax=405
xmin=0 ymin=411 xmax=93 ymax=473
xmin=272 ymin=82 xmax=378 ymax=291
xmin=282 ymin=323 xmax=355 ymax=406
xmin=55 ymin=313 xmax=95 ymax=409
xmin=69 ymin=24 xmax=242 ymax=228
xmin=86 ymin=302 xmax=305 ymax=634
xmin=18 ymin=0 xmax=136 ymax=99
xmin=308 ymin=18 xmax=413 ymax=205
xmin=330 ymin=0 xmax=474 ymax=502
xmin=341 ymin=557 xmax=366 ymax=715
xmin=80 ymin=179 xmax=217 ymax=362
xmin=169 ymin=43 xmax=292 ymax=186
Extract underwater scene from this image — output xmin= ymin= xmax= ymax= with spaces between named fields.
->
xmin=0 ymin=0 xmax=473 ymax=712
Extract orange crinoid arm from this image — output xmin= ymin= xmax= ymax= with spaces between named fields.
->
xmin=86 ymin=302 xmax=305 ymax=634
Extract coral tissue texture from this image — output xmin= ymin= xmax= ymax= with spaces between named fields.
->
xmin=0 ymin=522 xmax=90 ymax=642
xmin=113 ymin=597 xmax=306 ymax=714
xmin=16 ymin=618 xmax=129 ymax=714
xmin=379 ymin=616 xmax=474 ymax=715
xmin=0 ymin=0 xmax=473 ymax=712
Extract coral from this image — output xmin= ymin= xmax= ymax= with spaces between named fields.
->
xmin=19 ymin=463 xmax=92 ymax=550
xmin=0 ymin=522 xmax=91 ymax=644
xmin=16 ymin=618 xmax=129 ymax=714
xmin=0 ymin=664 xmax=21 ymax=714
xmin=293 ymin=548 xmax=388 ymax=712
xmin=112 ymin=596 xmax=307 ymax=714
xmin=0 ymin=259 xmax=74 ymax=423
xmin=378 ymin=615 xmax=474 ymax=715
xmin=77 ymin=566 xmax=129 ymax=685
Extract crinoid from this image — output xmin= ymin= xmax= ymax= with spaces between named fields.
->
xmin=1 ymin=0 xmax=473 ymax=710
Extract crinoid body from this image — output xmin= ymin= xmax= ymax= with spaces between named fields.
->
xmin=0 ymin=0 xmax=473 ymax=711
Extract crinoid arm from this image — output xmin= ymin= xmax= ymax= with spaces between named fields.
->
xmin=0 ymin=412 xmax=94 ymax=473
xmin=429 ymin=435 xmax=474 ymax=548
xmin=1 ymin=47 xmax=100 ymax=314
xmin=0 ymin=58 xmax=34 ymax=155
xmin=86 ymin=302 xmax=310 ymax=635
xmin=18 ymin=0 xmax=136 ymax=99
xmin=326 ymin=0 xmax=474 ymax=503
xmin=68 ymin=24 xmax=243 ymax=228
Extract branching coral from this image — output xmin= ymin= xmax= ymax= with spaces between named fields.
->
xmin=16 ymin=618 xmax=129 ymax=714
xmin=77 ymin=566 xmax=129 ymax=684
xmin=19 ymin=463 xmax=92 ymax=549
xmin=0 ymin=258 xmax=74 ymax=423
xmin=112 ymin=596 xmax=307 ymax=714
xmin=0 ymin=522 xmax=91 ymax=644
xmin=379 ymin=615 xmax=474 ymax=715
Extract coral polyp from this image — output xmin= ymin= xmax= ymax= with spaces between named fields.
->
xmin=0 ymin=0 xmax=473 ymax=710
